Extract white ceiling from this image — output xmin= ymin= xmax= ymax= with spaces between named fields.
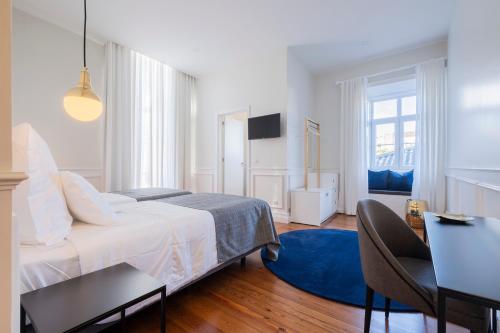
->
xmin=13 ymin=0 xmax=456 ymax=76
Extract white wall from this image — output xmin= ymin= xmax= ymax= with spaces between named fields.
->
xmin=286 ymin=50 xmax=314 ymax=189
xmin=313 ymin=41 xmax=448 ymax=173
xmin=12 ymin=9 xmax=105 ymax=189
xmin=287 ymin=51 xmax=314 ymax=171
xmin=195 ymin=51 xmax=291 ymax=220
xmin=446 ymin=0 xmax=500 ymax=217
xmin=196 ymin=52 xmax=287 ymax=172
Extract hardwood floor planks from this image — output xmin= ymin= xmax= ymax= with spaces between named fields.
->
xmin=104 ymin=215 xmax=465 ymax=333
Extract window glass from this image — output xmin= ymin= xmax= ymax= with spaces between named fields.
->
xmin=373 ymin=99 xmax=397 ymax=119
xmin=402 ymin=120 xmax=416 ymax=166
xmin=402 ymin=96 xmax=416 ymax=116
xmin=374 ymin=123 xmax=396 ymax=167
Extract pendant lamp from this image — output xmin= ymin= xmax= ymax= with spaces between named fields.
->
xmin=63 ymin=0 xmax=103 ymax=122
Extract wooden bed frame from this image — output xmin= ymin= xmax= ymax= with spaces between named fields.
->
xmin=175 ymin=245 xmax=263 ymax=291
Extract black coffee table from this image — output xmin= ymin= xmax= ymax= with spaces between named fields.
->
xmin=21 ymin=263 xmax=166 ymax=333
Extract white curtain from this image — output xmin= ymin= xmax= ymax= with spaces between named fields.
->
xmin=339 ymin=78 xmax=369 ymax=215
xmin=104 ymin=42 xmax=132 ymax=191
xmin=412 ymin=59 xmax=447 ymax=213
xmin=104 ymin=42 xmax=196 ymax=191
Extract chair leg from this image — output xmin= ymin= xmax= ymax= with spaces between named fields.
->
xmin=364 ymin=286 xmax=374 ymax=333
xmin=385 ymin=297 xmax=391 ymax=319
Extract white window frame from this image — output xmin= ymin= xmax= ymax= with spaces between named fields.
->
xmin=369 ymin=91 xmax=417 ymax=170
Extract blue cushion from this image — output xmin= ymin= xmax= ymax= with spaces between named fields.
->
xmin=388 ymin=170 xmax=414 ymax=192
xmin=368 ymin=170 xmax=390 ymax=190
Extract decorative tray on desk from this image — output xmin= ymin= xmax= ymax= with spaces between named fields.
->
xmin=434 ymin=213 xmax=474 ymax=224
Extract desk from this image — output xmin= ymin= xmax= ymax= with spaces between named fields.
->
xmin=424 ymin=213 xmax=500 ymax=333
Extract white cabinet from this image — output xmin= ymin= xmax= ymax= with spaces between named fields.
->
xmin=290 ymin=187 xmax=337 ymax=226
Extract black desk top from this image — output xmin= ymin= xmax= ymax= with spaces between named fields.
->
xmin=21 ymin=263 xmax=165 ymax=333
xmin=424 ymin=212 xmax=500 ymax=305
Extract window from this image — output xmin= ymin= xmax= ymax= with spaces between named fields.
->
xmin=370 ymin=94 xmax=416 ymax=169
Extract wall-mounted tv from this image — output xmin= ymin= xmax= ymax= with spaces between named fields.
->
xmin=248 ymin=113 xmax=281 ymax=140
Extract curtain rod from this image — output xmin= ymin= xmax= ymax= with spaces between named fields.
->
xmin=335 ymin=57 xmax=447 ymax=85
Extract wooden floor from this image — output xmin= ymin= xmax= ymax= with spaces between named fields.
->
xmin=104 ymin=215 xmax=466 ymax=333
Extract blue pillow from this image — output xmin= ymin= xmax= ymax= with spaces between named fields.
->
xmin=388 ymin=170 xmax=414 ymax=192
xmin=368 ymin=170 xmax=390 ymax=190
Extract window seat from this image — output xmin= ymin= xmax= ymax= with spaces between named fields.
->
xmin=368 ymin=169 xmax=414 ymax=218
xmin=368 ymin=192 xmax=409 ymax=219
xmin=368 ymin=189 xmax=411 ymax=196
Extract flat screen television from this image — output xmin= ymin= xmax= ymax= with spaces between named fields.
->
xmin=248 ymin=113 xmax=281 ymax=140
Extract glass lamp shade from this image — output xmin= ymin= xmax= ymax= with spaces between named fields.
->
xmin=63 ymin=67 xmax=103 ymax=122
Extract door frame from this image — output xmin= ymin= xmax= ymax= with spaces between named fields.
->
xmin=217 ymin=107 xmax=251 ymax=196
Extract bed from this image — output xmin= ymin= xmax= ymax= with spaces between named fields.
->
xmin=20 ymin=192 xmax=280 ymax=323
xmin=111 ymin=187 xmax=192 ymax=201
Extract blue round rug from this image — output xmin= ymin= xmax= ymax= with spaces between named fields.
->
xmin=261 ymin=229 xmax=414 ymax=312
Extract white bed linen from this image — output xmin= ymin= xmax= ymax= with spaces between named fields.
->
xmin=20 ymin=200 xmax=218 ymax=323
xmin=68 ymin=200 xmax=218 ymax=288
xmin=20 ymin=240 xmax=81 ymax=294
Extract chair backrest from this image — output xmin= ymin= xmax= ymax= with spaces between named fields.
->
xmin=356 ymin=199 xmax=434 ymax=313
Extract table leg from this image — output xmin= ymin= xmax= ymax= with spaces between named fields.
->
xmin=493 ymin=309 xmax=497 ymax=333
xmin=423 ymin=223 xmax=427 ymax=244
xmin=121 ymin=308 xmax=126 ymax=332
xmin=438 ymin=291 xmax=446 ymax=333
xmin=161 ymin=288 xmax=166 ymax=333
xmin=20 ymin=306 xmax=26 ymax=333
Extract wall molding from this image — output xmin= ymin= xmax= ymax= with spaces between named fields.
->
xmin=193 ymin=169 xmax=216 ymax=193
xmin=194 ymin=168 xmax=216 ymax=174
xmin=446 ymin=174 xmax=500 ymax=193
xmin=447 ymin=166 xmax=500 ymax=173
xmin=191 ymin=168 xmax=341 ymax=223
xmin=446 ymin=174 xmax=500 ymax=218
xmin=0 ymin=172 xmax=27 ymax=191
xmin=60 ymin=168 xmax=103 ymax=190
xmin=251 ymin=174 xmax=285 ymax=209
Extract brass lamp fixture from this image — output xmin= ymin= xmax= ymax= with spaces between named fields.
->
xmin=63 ymin=0 xmax=103 ymax=122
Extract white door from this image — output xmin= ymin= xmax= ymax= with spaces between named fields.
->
xmin=223 ymin=118 xmax=245 ymax=195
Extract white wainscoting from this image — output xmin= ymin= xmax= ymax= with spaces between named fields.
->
xmin=193 ymin=168 xmax=217 ymax=193
xmin=252 ymin=174 xmax=284 ymax=209
xmin=193 ymin=167 xmax=298 ymax=223
xmin=250 ymin=168 xmax=291 ymax=223
xmin=446 ymin=172 xmax=500 ymax=218
xmin=60 ymin=168 xmax=103 ymax=191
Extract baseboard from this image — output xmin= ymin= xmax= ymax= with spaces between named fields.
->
xmin=272 ymin=210 xmax=290 ymax=224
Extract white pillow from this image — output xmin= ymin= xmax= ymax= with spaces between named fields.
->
xmin=12 ymin=123 xmax=73 ymax=245
xmin=60 ymin=171 xmax=119 ymax=225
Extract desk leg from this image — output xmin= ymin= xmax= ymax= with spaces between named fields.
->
xmin=121 ymin=308 xmax=126 ymax=332
xmin=160 ymin=288 xmax=166 ymax=333
xmin=423 ymin=223 xmax=427 ymax=244
xmin=493 ymin=309 xmax=497 ymax=333
xmin=438 ymin=291 xmax=446 ymax=333
xmin=20 ymin=306 xmax=26 ymax=333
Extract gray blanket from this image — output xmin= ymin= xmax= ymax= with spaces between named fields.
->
xmin=113 ymin=188 xmax=191 ymax=201
xmin=158 ymin=193 xmax=280 ymax=263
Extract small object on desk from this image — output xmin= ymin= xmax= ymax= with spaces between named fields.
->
xmin=405 ymin=199 xmax=427 ymax=229
xmin=21 ymin=263 xmax=166 ymax=333
xmin=434 ymin=213 xmax=474 ymax=224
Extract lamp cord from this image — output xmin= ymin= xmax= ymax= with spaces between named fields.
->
xmin=83 ymin=0 xmax=87 ymax=68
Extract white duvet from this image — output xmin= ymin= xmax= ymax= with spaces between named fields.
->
xmin=68 ymin=200 xmax=217 ymax=291
xmin=21 ymin=199 xmax=218 ymax=322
